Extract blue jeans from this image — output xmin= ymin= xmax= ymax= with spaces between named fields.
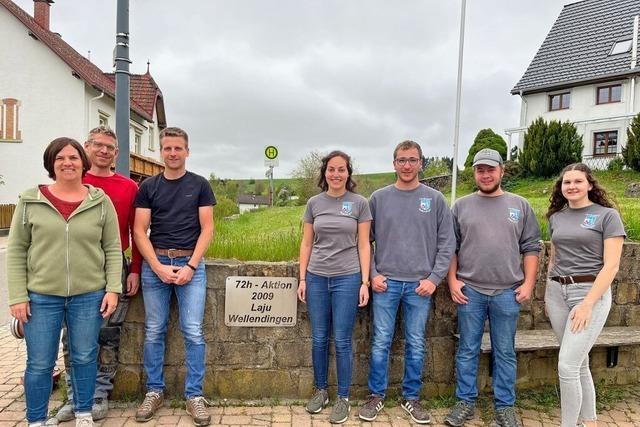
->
xmin=368 ymin=280 xmax=432 ymax=400
xmin=306 ymin=271 xmax=361 ymax=398
xmin=141 ymin=256 xmax=207 ymax=398
xmin=23 ymin=290 xmax=104 ymax=423
xmin=455 ymin=285 xmax=520 ymax=409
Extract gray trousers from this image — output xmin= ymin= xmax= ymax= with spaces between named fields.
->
xmin=62 ymin=258 xmax=131 ymax=401
xmin=544 ymin=279 xmax=611 ymax=427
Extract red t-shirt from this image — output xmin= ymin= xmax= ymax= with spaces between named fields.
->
xmin=83 ymin=173 xmax=142 ymax=274
xmin=39 ymin=185 xmax=82 ymax=221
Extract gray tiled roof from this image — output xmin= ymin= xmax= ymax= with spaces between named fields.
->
xmin=512 ymin=0 xmax=640 ymax=94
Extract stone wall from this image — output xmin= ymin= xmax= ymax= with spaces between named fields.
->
xmin=113 ymin=243 xmax=640 ymax=400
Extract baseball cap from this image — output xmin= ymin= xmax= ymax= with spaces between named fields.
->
xmin=472 ymin=148 xmax=503 ymax=167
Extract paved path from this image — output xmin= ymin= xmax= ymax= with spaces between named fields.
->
xmin=0 ymin=327 xmax=639 ymax=426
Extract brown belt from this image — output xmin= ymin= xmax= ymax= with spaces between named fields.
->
xmin=550 ymin=275 xmax=597 ymax=285
xmin=155 ymin=248 xmax=194 ymax=258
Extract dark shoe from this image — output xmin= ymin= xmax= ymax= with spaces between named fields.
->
xmin=493 ymin=407 xmax=521 ymax=427
xmin=186 ymin=396 xmax=211 ymax=426
xmin=358 ymin=395 xmax=384 ymax=422
xmin=305 ymin=389 xmax=329 ymax=414
xmin=135 ymin=391 xmax=164 ymax=422
xmin=91 ymin=398 xmax=108 ymax=421
xmin=401 ymin=399 xmax=432 ymax=424
xmin=329 ymin=398 xmax=350 ymax=424
xmin=444 ymin=401 xmax=475 ymax=426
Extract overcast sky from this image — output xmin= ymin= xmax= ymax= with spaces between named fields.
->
xmin=14 ymin=0 xmax=576 ymax=179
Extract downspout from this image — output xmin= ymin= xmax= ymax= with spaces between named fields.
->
xmin=515 ymin=90 xmax=528 ymax=158
xmin=629 ymin=16 xmax=638 ymax=114
xmin=86 ymin=91 xmax=104 ymax=134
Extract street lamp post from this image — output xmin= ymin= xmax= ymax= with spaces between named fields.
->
xmin=451 ymin=0 xmax=466 ymax=203
xmin=115 ymin=0 xmax=131 ymax=177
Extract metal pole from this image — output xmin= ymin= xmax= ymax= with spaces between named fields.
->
xmin=451 ymin=0 xmax=466 ymax=203
xmin=115 ymin=0 xmax=131 ymax=176
xmin=269 ymin=166 xmax=274 ymax=207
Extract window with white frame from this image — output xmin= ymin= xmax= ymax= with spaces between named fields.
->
xmin=98 ymin=111 xmax=110 ymax=127
xmin=148 ymin=125 xmax=155 ymax=151
xmin=134 ymin=130 xmax=142 ymax=154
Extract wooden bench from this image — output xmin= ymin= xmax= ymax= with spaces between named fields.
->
xmin=454 ymin=326 xmax=640 ymax=368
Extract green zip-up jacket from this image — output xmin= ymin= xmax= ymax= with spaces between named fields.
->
xmin=7 ymin=185 xmax=122 ymax=305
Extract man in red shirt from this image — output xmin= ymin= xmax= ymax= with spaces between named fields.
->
xmin=57 ymin=126 xmax=141 ymax=422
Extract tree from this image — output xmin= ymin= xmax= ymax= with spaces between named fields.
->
xmin=291 ymin=151 xmax=325 ymax=204
xmin=464 ymin=129 xmax=508 ymax=167
xmin=519 ymin=118 xmax=583 ymax=177
xmin=623 ymin=112 xmax=640 ymax=172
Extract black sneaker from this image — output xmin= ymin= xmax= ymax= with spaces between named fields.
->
xmin=401 ymin=399 xmax=432 ymax=424
xmin=358 ymin=395 xmax=384 ymax=421
xmin=444 ymin=401 xmax=475 ymax=426
xmin=493 ymin=407 xmax=521 ymax=427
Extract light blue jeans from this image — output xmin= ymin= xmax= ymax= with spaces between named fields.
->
xmin=141 ymin=256 xmax=207 ymax=398
xmin=23 ymin=290 xmax=104 ymax=423
xmin=545 ymin=279 xmax=611 ymax=427
xmin=368 ymin=280 xmax=432 ymax=400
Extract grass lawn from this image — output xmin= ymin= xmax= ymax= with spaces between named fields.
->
xmin=208 ymin=170 xmax=640 ymax=261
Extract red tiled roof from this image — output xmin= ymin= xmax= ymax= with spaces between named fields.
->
xmin=0 ymin=0 xmax=154 ymax=121
xmin=104 ymin=72 xmax=163 ymax=119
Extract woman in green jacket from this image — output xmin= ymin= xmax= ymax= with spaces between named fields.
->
xmin=7 ymin=137 xmax=122 ymax=427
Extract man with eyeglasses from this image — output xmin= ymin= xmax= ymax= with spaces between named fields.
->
xmin=56 ymin=125 xmax=142 ymax=422
xmin=359 ymin=140 xmax=455 ymax=424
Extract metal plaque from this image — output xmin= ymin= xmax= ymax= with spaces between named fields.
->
xmin=225 ymin=276 xmax=298 ymax=327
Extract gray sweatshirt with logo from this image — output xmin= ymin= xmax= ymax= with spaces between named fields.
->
xmin=369 ymin=184 xmax=455 ymax=284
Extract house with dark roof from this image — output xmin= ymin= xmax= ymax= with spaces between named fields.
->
xmin=508 ymin=0 xmax=640 ymax=169
xmin=237 ymin=194 xmax=271 ymax=213
xmin=0 ymin=0 xmax=167 ymax=204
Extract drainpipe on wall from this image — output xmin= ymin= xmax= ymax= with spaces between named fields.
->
xmin=630 ymin=16 xmax=638 ymax=115
xmin=87 ymin=91 xmax=104 ymax=135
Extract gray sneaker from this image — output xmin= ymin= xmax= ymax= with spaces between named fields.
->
xmin=493 ymin=407 xmax=521 ymax=427
xmin=329 ymin=398 xmax=350 ymax=424
xmin=358 ymin=395 xmax=384 ymax=422
xmin=91 ymin=398 xmax=108 ymax=421
xmin=444 ymin=401 xmax=475 ymax=426
xmin=401 ymin=399 xmax=431 ymax=424
xmin=56 ymin=403 xmax=75 ymax=422
xmin=306 ymin=389 xmax=329 ymax=414
xmin=135 ymin=391 xmax=164 ymax=422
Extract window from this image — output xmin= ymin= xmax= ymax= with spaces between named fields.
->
xmin=1 ymin=98 xmax=22 ymax=142
xmin=593 ymin=131 xmax=618 ymax=156
xmin=610 ymin=39 xmax=632 ymax=56
xmin=98 ymin=111 xmax=110 ymax=127
xmin=148 ymin=125 xmax=155 ymax=151
xmin=134 ymin=131 xmax=142 ymax=154
xmin=597 ymin=84 xmax=622 ymax=104
xmin=549 ymin=92 xmax=570 ymax=111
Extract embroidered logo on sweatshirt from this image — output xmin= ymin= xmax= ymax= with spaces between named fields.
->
xmin=340 ymin=202 xmax=353 ymax=216
xmin=508 ymin=208 xmax=521 ymax=223
xmin=418 ymin=198 xmax=432 ymax=213
xmin=581 ymin=214 xmax=599 ymax=229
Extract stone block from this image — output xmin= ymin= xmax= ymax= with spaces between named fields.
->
xmin=208 ymin=341 xmax=271 ymax=367
xmin=517 ymin=312 xmax=534 ymax=330
xmin=112 ymin=365 xmax=143 ymax=399
xmin=605 ymin=305 xmax=625 ymax=327
xmin=239 ymin=262 xmax=291 ymax=278
xmin=124 ymin=293 xmax=146 ymax=323
xmin=119 ymin=325 xmax=144 ymax=364
xmin=213 ymin=369 xmax=298 ymax=399
xmin=297 ymin=370 xmax=314 ymax=397
xmin=528 ymin=357 xmax=557 ymax=382
xmin=273 ymin=341 xmax=310 ymax=368
xmin=429 ymin=337 xmax=455 ymax=383
xmin=206 ymin=261 xmax=240 ymax=291
xmin=625 ymin=305 xmax=640 ymax=326
xmin=615 ymin=282 xmax=639 ymax=305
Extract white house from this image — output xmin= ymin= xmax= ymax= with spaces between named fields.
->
xmin=0 ymin=0 xmax=167 ymax=206
xmin=508 ymin=0 xmax=640 ymax=169
xmin=237 ymin=194 xmax=270 ymax=214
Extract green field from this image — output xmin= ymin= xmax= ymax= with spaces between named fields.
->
xmin=208 ymin=170 xmax=640 ymax=261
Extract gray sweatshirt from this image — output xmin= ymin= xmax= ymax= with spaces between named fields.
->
xmin=369 ymin=184 xmax=455 ymax=284
xmin=452 ymin=192 xmax=541 ymax=295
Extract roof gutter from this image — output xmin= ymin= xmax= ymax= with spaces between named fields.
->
xmin=511 ymin=68 xmax=640 ymax=95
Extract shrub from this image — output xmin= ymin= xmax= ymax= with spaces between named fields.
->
xmin=213 ymin=195 xmax=239 ymax=220
xmin=622 ymin=113 xmax=640 ymax=172
xmin=519 ymin=118 xmax=583 ymax=177
xmin=464 ymin=129 xmax=508 ymax=167
xmin=607 ymin=156 xmax=625 ymax=172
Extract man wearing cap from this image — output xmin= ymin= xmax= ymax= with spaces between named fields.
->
xmin=444 ymin=149 xmax=540 ymax=427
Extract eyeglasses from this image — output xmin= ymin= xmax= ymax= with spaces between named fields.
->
xmin=88 ymin=140 xmax=117 ymax=152
xmin=394 ymin=157 xmax=420 ymax=166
